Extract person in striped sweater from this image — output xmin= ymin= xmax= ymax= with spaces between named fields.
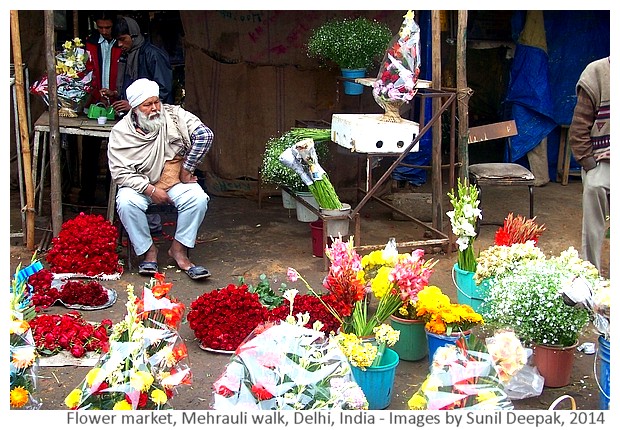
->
xmin=568 ymin=57 xmax=610 ymax=273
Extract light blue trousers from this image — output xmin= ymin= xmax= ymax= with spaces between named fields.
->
xmin=116 ymin=182 xmax=209 ymax=256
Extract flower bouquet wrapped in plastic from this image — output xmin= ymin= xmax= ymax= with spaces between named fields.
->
xmin=279 ymin=137 xmax=343 ymax=210
xmin=64 ymin=276 xmax=191 ymax=410
xmin=30 ymin=37 xmax=93 ymax=117
xmin=372 ymin=10 xmax=421 ymax=122
xmin=10 ymin=259 xmax=44 ymax=410
xmin=408 ymin=335 xmax=513 ymax=410
xmin=212 ymin=310 xmax=368 ymax=410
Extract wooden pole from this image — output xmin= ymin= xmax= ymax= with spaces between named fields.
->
xmin=456 ymin=10 xmax=472 ymax=181
xmin=44 ymin=11 xmax=64 ymax=236
xmin=10 ymin=10 xmax=36 ymax=250
xmin=430 ymin=10 xmax=443 ymax=232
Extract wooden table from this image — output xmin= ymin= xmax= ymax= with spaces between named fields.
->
xmin=32 ymin=112 xmax=118 ymax=221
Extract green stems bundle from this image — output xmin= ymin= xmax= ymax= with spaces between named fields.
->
xmin=309 ymin=175 xmax=342 ymax=210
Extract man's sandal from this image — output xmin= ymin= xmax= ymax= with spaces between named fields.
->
xmin=138 ymin=261 xmax=158 ymax=276
xmin=185 ymin=265 xmax=211 ymax=280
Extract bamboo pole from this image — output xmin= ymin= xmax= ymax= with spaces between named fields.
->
xmin=44 ymin=11 xmax=64 ymax=236
xmin=10 ymin=10 xmax=36 ymax=250
xmin=456 ymin=10 xmax=472 ymax=181
xmin=430 ymin=10 xmax=442 ymax=232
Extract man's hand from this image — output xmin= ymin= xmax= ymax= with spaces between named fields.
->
xmin=150 ymin=186 xmax=173 ymax=205
xmin=180 ymin=168 xmax=198 ymax=184
xmin=112 ymin=99 xmax=131 ymax=115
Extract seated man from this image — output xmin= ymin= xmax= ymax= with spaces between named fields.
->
xmin=108 ymin=78 xmax=213 ymax=280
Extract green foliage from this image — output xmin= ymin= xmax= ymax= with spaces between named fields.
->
xmin=307 ymin=17 xmax=392 ymax=70
xmin=244 ymin=274 xmax=286 ymax=310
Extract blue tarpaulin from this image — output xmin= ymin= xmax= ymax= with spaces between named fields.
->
xmin=505 ymin=10 xmax=610 ymax=173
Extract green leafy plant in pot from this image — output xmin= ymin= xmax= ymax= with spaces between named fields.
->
xmin=307 ymin=16 xmax=392 ymax=95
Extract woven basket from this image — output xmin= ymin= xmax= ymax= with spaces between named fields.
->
xmin=375 ymin=98 xmax=405 ymax=123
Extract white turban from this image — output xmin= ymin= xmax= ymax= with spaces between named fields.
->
xmin=126 ymin=78 xmax=160 ymax=108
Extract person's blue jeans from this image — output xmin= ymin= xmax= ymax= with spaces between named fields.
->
xmin=116 ymin=182 xmax=209 ymax=256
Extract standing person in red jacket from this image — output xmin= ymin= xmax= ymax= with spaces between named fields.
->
xmin=79 ymin=11 xmax=123 ymax=205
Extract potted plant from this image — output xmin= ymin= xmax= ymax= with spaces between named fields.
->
xmin=306 ymin=16 xmax=392 ymax=95
xmin=481 ymin=247 xmax=596 ymax=387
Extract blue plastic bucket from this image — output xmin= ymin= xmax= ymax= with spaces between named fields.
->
xmin=426 ymin=330 xmax=470 ymax=364
xmin=453 ymin=263 xmax=489 ymax=313
xmin=350 ymin=348 xmax=399 ymax=409
xmin=598 ymin=336 xmax=610 ymax=409
xmin=341 ymin=68 xmax=366 ymax=95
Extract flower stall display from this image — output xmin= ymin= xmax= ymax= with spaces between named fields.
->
xmin=473 ymin=240 xmax=546 ymax=285
xmin=416 ymin=285 xmax=484 ymax=336
xmin=447 ymin=178 xmax=482 ymax=273
xmin=408 ymin=335 xmax=513 ymax=410
xmin=372 ymin=10 xmax=421 ymax=122
xmin=30 ymin=311 xmax=112 ymax=359
xmin=30 ymin=37 xmax=93 ymax=117
xmin=494 ymin=212 xmax=546 ymax=246
xmin=28 ymin=268 xmax=117 ymax=310
xmin=64 ymin=278 xmax=191 ymax=410
xmin=260 ymin=128 xmax=331 ymax=195
xmin=10 ymin=260 xmax=43 ymax=410
xmin=46 ymin=212 xmax=122 ymax=279
xmin=212 ymin=314 xmax=368 ymax=410
xmin=333 ymin=324 xmax=400 ymax=409
xmin=288 ymin=237 xmax=436 ymax=338
xmin=482 ymin=247 xmax=597 ymax=387
xmin=279 ymin=136 xmax=343 ymax=210
xmin=188 ymin=283 xmax=270 ymax=352
xmin=334 ymin=323 xmax=400 ymax=370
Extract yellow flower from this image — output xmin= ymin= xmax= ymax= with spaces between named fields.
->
xmin=113 ymin=399 xmax=133 ymax=410
xmin=64 ymin=388 xmax=82 ymax=408
xmin=62 ymin=40 xmax=72 ymax=50
xmin=407 ymin=392 xmax=427 ymax=410
xmin=370 ymin=266 xmax=392 ymax=298
xmin=151 ymin=389 xmax=168 ymax=405
xmin=85 ymin=368 xmax=104 ymax=387
xmin=476 ymin=390 xmax=499 ymax=406
xmin=130 ymin=370 xmax=155 ymax=392
xmin=9 ymin=319 xmax=30 ymax=335
xmin=11 ymin=346 xmax=36 ymax=369
xmin=10 ymin=386 xmax=30 ymax=408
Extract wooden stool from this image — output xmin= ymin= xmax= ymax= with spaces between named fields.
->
xmin=556 ymin=125 xmax=581 ymax=185
xmin=469 ymin=162 xmax=535 ymax=223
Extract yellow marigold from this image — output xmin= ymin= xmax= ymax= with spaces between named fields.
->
xmin=151 ymin=388 xmax=168 ymax=405
xmin=64 ymin=388 xmax=82 ymax=408
xmin=113 ymin=399 xmax=133 ymax=410
xmin=10 ymin=386 xmax=30 ymax=408
xmin=407 ymin=392 xmax=427 ymax=410
xmin=85 ymin=367 xmax=104 ymax=387
xmin=370 ymin=266 xmax=392 ymax=298
xmin=130 ymin=370 xmax=155 ymax=392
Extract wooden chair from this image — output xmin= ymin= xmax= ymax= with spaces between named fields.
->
xmin=467 ymin=121 xmax=536 ymax=224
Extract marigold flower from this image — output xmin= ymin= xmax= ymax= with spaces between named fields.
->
xmin=151 ymin=389 xmax=168 ymax=405
xmin=10 ymin=386 xmax=30 ymax=408
xmin=113 ymin=399 xmax=132 ymax=410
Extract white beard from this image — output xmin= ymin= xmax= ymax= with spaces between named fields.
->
xmin=135 ymin=109 xmax=164 ymax=133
